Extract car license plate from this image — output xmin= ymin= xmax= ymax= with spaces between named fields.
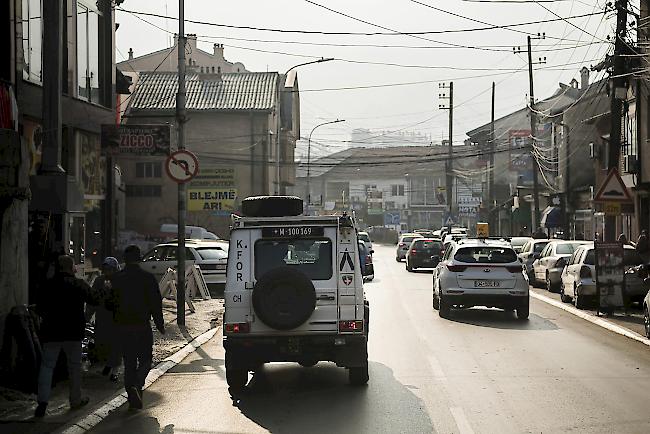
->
xmin=474 ymin=280 xmax=500 ymax=288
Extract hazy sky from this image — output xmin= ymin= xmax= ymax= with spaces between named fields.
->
xmin=115 ymin=0 xmax=630 ymax=158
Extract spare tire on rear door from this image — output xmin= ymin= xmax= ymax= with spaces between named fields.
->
xmin=252 ymin=267 xmax=316 ymax=330
xmin=241 ymin=196 xmax=303 ymax=217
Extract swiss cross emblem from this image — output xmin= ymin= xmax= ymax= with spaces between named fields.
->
xmin=342 ymin=275 xmax=353 ymax=286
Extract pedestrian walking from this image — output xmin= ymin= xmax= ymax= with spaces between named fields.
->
xmin=34 ymin=255 xmax=92 ymax=417
xmin=108 ymin=245 xmax=164 ymax=411
xmin=86 ymin=257 xmax=121 ymax=381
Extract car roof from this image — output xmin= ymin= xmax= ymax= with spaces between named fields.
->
xmin=401 ymin=233 xmax=423 ymax=238
xmin=455 ymin=239 xmax=513 ymax=248
xmin=413 ymin=238 xmax=442 ymax=242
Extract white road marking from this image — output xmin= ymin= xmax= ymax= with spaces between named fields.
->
xmin=530 ymin=290 xmax=650 ymax=347
xmin=450 ymin=406 xmax=475 ymax=434
xmin=427 ymin=355 xmax=448 ymax=384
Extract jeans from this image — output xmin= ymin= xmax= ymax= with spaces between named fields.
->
xmin=119 ymin=326 xmax=153 ymax=390
xmin=37 ymin=341 xmax=82 ymax=405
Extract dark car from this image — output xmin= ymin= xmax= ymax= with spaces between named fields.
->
xmin=406 ymin=238 xmax=443 ymax=271
xmin=358 ymin=240 xmax=375 ymax=281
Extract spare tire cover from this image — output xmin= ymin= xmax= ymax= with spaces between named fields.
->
xmin=241 ymin=196 xmax=303 ymax=217
xmin=252 ymin=267 xmax=316 ymax=330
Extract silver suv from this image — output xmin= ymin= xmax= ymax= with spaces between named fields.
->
xmin=223 ymin=196 xmax=370 ymax=390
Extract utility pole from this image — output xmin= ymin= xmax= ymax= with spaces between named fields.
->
xmin=489 ymin=81 xmax=495 ymax=230
xmin=606 ymin=0 xmax=630 ymax=242
xmin=515 ymin=35 xmax=546 ymax=232
xmin=176 ymin=0 xmax=187 ymax=326
xmin=439 ymin=82 xmax=454 ymax=222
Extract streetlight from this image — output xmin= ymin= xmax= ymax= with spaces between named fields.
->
xmin=306 ymin=119 xmax=345 ymax=215
xmin=275 ymin=58 xmax=335 ymax=195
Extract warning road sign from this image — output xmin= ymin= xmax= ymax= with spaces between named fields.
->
xmin=594 ymin=168 xmax=632 ymax=202
xmin=166 ymin=150 xmax=199 ymax=183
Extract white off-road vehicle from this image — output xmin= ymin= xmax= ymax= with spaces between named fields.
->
xmin=223 ymin=196 xmax=369 ymax=389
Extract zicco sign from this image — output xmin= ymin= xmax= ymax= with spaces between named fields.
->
xmin=101 ymin=124 xmax=171 ymax=156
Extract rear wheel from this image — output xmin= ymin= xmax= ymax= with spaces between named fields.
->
xmin=406 ymin=261 xmax=413 ymax=272
xmin=349 ymin=363 xmax=369 ymax=386
xmin=644 ymin=306 xmax=650 ymax=339
xmin=560 ymin=284 xmax=571 ymax=303
xmin=574 ymin=286 xmax=586 ymax=309
xmin=225 ymin=352 xmax=248 ymax=390
xmin=433 ymin=287 xmax=440 ymax=310
xmin=545 ymin=273 xmax=554 ymax=292
xmin=517 ymin=300 xmax=529 ymax=320
xmin=439 ymin=293 xmax=451 ymax=319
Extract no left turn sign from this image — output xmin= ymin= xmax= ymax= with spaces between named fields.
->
xmin=166 ymin=150 xmax=199 ymax=183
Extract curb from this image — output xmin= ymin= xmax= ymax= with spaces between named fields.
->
xmin=58 ymin=326 xmax=220 ymax=434
xmin=530 ymin=291 xmax=650 ymax=347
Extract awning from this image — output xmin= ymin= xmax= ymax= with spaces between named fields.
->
xmin=541 ymin=206 xmax=562 ymax=228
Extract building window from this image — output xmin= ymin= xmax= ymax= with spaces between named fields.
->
xmin=211 ymin=66 xmax=215 ymax=73
xmin=217 ymin=66 xmax=221 ymax=74
xmin=22 ymin=0 xmax=42 ymax=83
xmin=77 ymin=1 xmax=101 ymax=102
xmin=135 ymin=162 xmax=162 ymax=178
xmin=391 ymin=184 xmax=405 ymax=196
xmin=126 ymin=185 xmax=162 ymax=198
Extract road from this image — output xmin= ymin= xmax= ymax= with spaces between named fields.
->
xmin=89 ymin=244 xmax=650 ymax=434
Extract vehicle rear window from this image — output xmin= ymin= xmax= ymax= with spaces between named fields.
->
xmin=454 ymin=247 xmax=517 ymax=264
xmin=195 ymin=247 xmax=227 ymax=260
xmin=556 ymin=244 xmax=578 ymax=254
xmin=255 ymin=239 xmax=333 ymax=280
xmin=584 ymin=250 xmax=595 ymax=265
xmin=414 ymin=240 xmax=442 ymax=251
xmin=534 ymin=242 xmax=549 ymax=254
xmin=402 ymin=236 xmax=419 ymax=244
xmin=358 ymin=233 xmax=370 ymax=242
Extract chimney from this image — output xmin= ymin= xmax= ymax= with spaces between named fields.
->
xmin=570 ymin=78 xmax=578 ymax=89
xmin=580 ymin=66 xmax=589 ymax=91
xmin=187 ymin=34 xmax=198 ymax=51
xmin=128 ymin=47 xmax=133 ymax=60
xmin=213 ymin=43 xmax=224 ymax=59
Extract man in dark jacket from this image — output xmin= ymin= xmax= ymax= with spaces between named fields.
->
xmin=35 ymin=255 xmax=91 ymax=417
xmin=109 ymin=245 xmax=164 ymax=410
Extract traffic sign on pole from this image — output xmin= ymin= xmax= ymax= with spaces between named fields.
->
xmin=166 ymin=149 xmax=199 ymax=183
xmin=594 ymin=168 xmax=631 ymax=202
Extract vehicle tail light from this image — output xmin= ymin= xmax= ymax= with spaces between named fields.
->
xmin=399 ymin=243 xmax=406 ymax=247
xmin=555 ymin=257 xmax=567 ymax=269
xmin=225 ymin=323 xmax=250 ymax=334
xmin=506 ymin=265 xmax=523 ymax=273
xmin=580 ymin=266 xmax=592 ymax=279
xmin=366 ymin=255 xmax=372 ymax=265
xmin=339 ymin=320 xmax=364 ymax=332
xmin=447 ymin=264 xmax=467 ymax=272
xmin=410 ymin=249 xmax=418 ymax=255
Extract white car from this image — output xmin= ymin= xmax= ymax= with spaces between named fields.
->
xmin=432 ymin=239 xmax=529 ymax=320
xmin=358 ymin=231 xmax=374 ymax=253
xmin=510 ymin=237 xmax=532 ymax=254
xmin=532 ymin=240 xmax=589 ymax=291
xmin=561 ymin=243 xmax=645 ymax=309
xmin=141 ymin=240 xmax=229 ymax=290
xmin=396 ymin=233 xmax=424 ymax=261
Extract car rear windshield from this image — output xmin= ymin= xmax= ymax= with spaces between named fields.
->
xmin=402 ymin=236 xmax=419 ymax=244
xmin=255 ymin=239 xmax=333 ymax=280
xmin=534 ymin=242 xmax=549 ymax=254
xmin=358 ymin=233 xmax=370 ymax=242
xmin=454 ymin=247 xmax=517 ymax=264
xmin=413 ymin=240 xmax=442 ymax=251
xmin=195 ymin=247 xmax=227 ymax=260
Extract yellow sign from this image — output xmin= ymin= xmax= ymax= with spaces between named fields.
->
xmin=603 ymin=202 xmax=621 ymax=216
xmin=476 ymin=222 xmax=489 ymax=238
xmin=188 ymin=189 xmax=237 ymax=211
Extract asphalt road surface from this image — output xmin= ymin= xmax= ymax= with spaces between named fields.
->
xmin=88 ymin=244 xmax=650 ymax=434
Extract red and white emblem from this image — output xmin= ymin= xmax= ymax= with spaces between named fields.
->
xmin=342 ymin=275 xmax=353 ymax=286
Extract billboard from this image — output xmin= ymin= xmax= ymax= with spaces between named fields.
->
xmin=101 ymin=124 xmax=170 ymax=156
xmin=187 ymin=166 xmax=237 ymax=213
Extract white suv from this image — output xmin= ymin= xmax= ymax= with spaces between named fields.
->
xmin=223 ymin=196 xmax=369 ymax=390
xmin=432 ymin=238 xmax=529 ymax=320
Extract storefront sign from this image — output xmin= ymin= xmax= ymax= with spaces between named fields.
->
xmin=188 ymin=189 xmax=237 ymax=211
xmin=101 ymin=124 xmax=170 ymax=156
xmin=595 ymin=241 xmax=625 ymax=313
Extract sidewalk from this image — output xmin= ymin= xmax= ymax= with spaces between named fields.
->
xmin=0 ymin=298 xmax=223 ymax=434
xmin=529 ymin=286 xmax=646 ymax=337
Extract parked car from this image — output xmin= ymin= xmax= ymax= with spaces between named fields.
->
xmin=358 ymin=240 xmax=375 ymax=282
xmin=432 ymin=238 xmax=529 ymax=319
xmin=141 ymin=240 xmax=228 ymax=291
xmin=406 ymin=238 xmax=443 ymax=271
xmin=518 ymin=239 xmax=550 ymax=280
xmin=532 ymin=241 xmax=589 ymax=291
xmin=562 ymin=244 xmax=645 ymax=309
xmin=358 ymin=231 xmax=373 ymax=252
xmin=510 ymin=237 xmax=532 ymax=254
xmin=396 ymin=233 xmax=424 ymax=261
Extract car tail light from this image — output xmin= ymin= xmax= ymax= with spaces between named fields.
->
xmin=506 ymin=265 xmax=523 ymax=273
xmin=447 ymin=264 xmax=467 ymax=272
xmin=339 ymin=320 xmax=364 ymax=332
xmin=580 ymin=266 xmax=592 ymax=279
xmin=410 ymin=249 xmax=418 ymax=255
xmin=225 ymin=323 xmax=250 ymax=334
xmin=399 ymin=242 xmax=406 ymax=247
xmin=555 ymin=257 xmax=567 ymax=269
xmin=366 ymin=255 xmax=372 ymax=265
